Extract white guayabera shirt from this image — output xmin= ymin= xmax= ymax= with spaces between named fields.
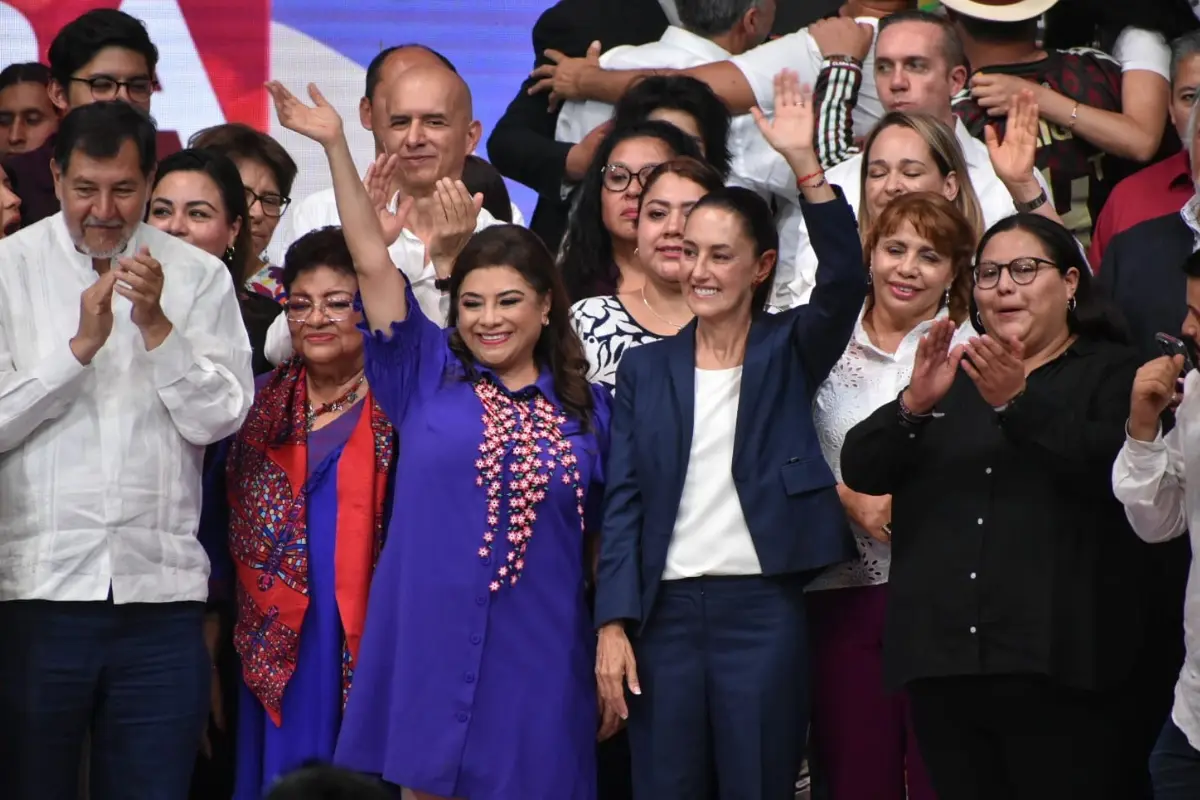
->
xmin=0 ymin=215 xmax=253 ymax=604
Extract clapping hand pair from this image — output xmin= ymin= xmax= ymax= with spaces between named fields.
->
xmin=904 ymin=319 xmax=1026 ymax=414
xmin=71 ymin=247 xmax=170 ymax=365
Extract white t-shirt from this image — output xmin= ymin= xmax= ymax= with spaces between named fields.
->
xmin=663 ymin=366 xmax=763 ymax=580
xmin=1112 ymin=26 xmax=1171 ymax=80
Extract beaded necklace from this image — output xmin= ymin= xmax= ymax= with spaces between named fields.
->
xmin=473 ymin=378 xmax=585 ymax=592
xmin=306 ymin=374 xmax=366 ymax=431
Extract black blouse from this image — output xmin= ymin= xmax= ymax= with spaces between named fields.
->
xmin=841 ymin=337 xmax=1155 ymax=692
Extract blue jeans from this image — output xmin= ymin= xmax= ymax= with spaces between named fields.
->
xmin=0 ymin=599 xmax=209 ymax=800
xmin=1151 ymin=716 xmax=1200 ymax=799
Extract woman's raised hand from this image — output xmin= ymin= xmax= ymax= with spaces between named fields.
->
xmin=266 ymin=81 xmax=344 ymax=148
xmin=985 ymin=89 xmax=1040 ymax=190
xmin=751 ymin=69 xmax=816 ymax=160
xmin=903 ymin=318 xmax=964 ymax=415
xmin=362 ymin=153 xmax=413 ymax=246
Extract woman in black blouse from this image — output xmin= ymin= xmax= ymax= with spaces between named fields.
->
xmin=840 ymin=214 xmax=1154 ymax=800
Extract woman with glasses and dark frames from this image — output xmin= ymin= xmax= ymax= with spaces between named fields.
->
xmin=216 ymin=225 xmax=397 ymax=800
xmin=558 ymin=120 xmax=704 ymax=303
xmin=839 ymin=213 xmax=1158 ymax=799
xmin=191 ymin=123 xmax=299 ymax=300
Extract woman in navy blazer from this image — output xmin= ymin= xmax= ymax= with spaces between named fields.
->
xmin=593 ymin=71 xmax=863 ymax=799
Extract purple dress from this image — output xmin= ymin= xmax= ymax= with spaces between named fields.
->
xmin=334 ymin=301 xmax=610 ymax=799
xmin=234 ymin=403 xmax=364 ymax=799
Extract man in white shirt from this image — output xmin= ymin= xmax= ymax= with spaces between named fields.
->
xmin=772 ymin=9 xmax=1051 ymax=307
xmin=1113 ymin=252 xmax=1200 ymax=795
xmin=0 ymin=101 xmax=253 ymax=800
xmin=555 ymin=0 xmax=777 ymax=171
xmin=266 ymin=65 xmax=502 ymax=363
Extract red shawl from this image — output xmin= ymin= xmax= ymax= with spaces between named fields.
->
xmin=226 ymin=358 xmax=394 ymax=726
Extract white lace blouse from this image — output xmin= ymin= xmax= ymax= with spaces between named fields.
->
xmin=809 ymin=304 xmax=974 ymax=591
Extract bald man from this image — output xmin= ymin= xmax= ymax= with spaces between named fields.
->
xmin=264 ymin=63 xmax=504 ymax=363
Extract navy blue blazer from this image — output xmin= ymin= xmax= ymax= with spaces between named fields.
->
xmin=595 ymin=193 xmax=863 ymax=630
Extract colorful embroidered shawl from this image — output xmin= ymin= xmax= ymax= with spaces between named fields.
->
xmin=227 ymin=358 xmax=394 ymax=726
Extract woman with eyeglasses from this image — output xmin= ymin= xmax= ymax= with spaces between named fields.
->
xmin=221 ymin=225 xmax=396 ymax=800
xmin=190 ymin=123 xmax=299 ymax=300
xmin=840 ymin=213 xmax=1155 ymax=798
xmin=558 ymin=120 xmax=704 ymax=303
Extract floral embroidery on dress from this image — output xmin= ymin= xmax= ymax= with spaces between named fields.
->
xmin=472 ymin=378 xmax=584 ymax=592
xmin=247 ymin=261 xmax=286 ymax=303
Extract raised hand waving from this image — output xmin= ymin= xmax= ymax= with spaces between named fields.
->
xmin=265 ymin=81 xmax=343 ymax=148
xmin=750 ymin=69 xmax=816 ymax=159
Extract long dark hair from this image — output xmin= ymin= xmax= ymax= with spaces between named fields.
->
xmin=558 ymin=120 xmax=704 ymax=303
xmin=970 ymin=214 xmax=1130 ymax=344
xmin=447 ymin=225 xmax=595 ymax=424
xmin=686 ymin=187 xmax=779 ymax=315
xmin=150 ymin=148 xmax=256 ymax=287
xmin=610 ymin=75 xmax=732 ymax=178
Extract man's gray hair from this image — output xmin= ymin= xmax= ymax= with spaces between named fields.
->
xmin=1187 ymin=93 xmax=1200 ymax=163
xmin=1172 ymin=30 xmax=1200 ymax=88
xmin=676 ymin=0 xmax=766 ymax=37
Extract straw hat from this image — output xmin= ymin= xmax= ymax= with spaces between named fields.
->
xmin=938 ymin=0 xmax=1060 ymax=22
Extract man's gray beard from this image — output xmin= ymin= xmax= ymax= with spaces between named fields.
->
xmin=73 ymin=232 xmax=130 ymax=261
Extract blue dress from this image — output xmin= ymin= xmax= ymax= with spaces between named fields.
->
xmin=334 ymin=301 xmax=610 ymax=800
xmin=234 ymin=403 xmax=364 ymax=799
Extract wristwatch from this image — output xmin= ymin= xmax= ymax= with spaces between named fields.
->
xmin=1014 ymin=190 xmax=1048 ymax=214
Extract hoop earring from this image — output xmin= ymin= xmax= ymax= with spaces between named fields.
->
xmin=867 ymin=268 xmax=874 ymax=286
xmin=1067 ymin=296 xmax=1077 ymax=312
xmin=942 ymin=286 xmax=951 ymax=309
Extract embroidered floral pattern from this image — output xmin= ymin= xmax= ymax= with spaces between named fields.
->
xmin=472 ymin=379 xmax=584 ymax=592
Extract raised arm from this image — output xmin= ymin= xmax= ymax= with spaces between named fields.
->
xmin=266 ymin=81 xmax=412 ymax=333
xmin=529 ymin=48 xmax=758 ymax=113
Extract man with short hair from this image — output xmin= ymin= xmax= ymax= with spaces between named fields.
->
xmin=4 ymin=8 xmax=160 ymax=226
xmin=1091 ymin=31 xmax=1200 ymax=266
xmin=0 ymin=100 xmax=253 ymax=800
xmin=265 ymin=64 xmax=502 ymax=363
xmin=773 ymin=9 xmax=1050 ymax=307
xmin=945 ymin=0 xmax=1125 ymax=236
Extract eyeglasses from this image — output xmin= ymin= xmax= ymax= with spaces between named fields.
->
xmin=973 ymin=257 xmax=1057 ymax=289
xmin=245 ymin=188 xmax=292 ymax=218
xmin=69 ymin=76 xmax=156 ymax=103
xmin=601 ymin=163 xmax=660 ymax=193
xmin=284 ymin=296 xmax=356 ymax=323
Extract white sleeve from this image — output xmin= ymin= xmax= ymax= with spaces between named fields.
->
xmin=0 ymin=325 xmax=90 ymax=454
xmin=144 ymin=263 xmax=254 ymax=446
xmin=1112 ymin=425 xmax=1189 ymax=544
xmin=730 ymin=31 xmax=823 ymax=112
xmin=1112 ymin=27 xmax=1171 ymax=80
xmin=264 ymin=311 xmax=293 ymax=366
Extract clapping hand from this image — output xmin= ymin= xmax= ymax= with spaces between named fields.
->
xmin=1129 ymin=355 xmax=1185 ymax=441
xmin=428 ymin=177 xmax=484 ymax=277
xmin=266 ymin=80 xmax=343 ymax=148
xmin=362 ymin=154 xmax=414 ymax=247
xmin=903 ymin=318 xmax=964 ymax=414
xmin=70 ymin=270 xmax=119 ymax=365
xmin=751 ymin=70 xmax=816 ymax=160
xmin=985 ymin=89 xmax=1040 ymax=190
xmin=962 ymin=335 xmax=1026 ymax=408
xmin=115 ymin=246 xmax=172 ymax=349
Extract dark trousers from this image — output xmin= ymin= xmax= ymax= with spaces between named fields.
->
xmin=1150 ymin=717 xmax=1200 ymax=798
xmin=906 ymin=674 xmax=1131 ymax=800
xmin=627 ymin=575 xmax=808 ymax=800
xmin=0 ymin=599 xmax=210 ymax=800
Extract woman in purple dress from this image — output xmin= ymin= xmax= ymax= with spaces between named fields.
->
xmin=224 ymin=227 xmax=396 ymax=799
xmin=268 ymin=79 xmax=611 ymax=800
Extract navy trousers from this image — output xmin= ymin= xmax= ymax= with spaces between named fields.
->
xmin=0 ymin=599 xmax=209 ymax=800
xmin=1150 ymin=717 xmax=1200 ymax=799
xmin=626 ymin=575 xmax=808 ymax=800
